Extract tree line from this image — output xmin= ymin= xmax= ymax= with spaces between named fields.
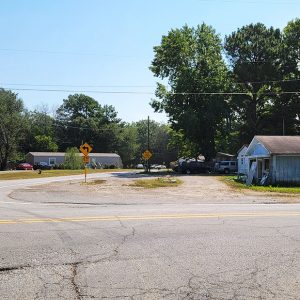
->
xmin=1 ymin=20 xmax=299 ymax=170
xmin=150 ymin=19 xmax=300 ymax=160
xmin=0 ymin=92 xmax=177 ymax=170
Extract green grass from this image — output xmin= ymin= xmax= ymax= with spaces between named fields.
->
xmin=129 ymin=177 xmax=183 ymax=189
xmin=0 ymin=169 xmax=127 ymax=180
xmin=220 ymin=176 xmax=300 ymax=194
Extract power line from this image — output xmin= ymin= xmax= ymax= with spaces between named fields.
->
xmin=0 ymin=83 xmax=154 ymax=88
xmin=5 ymin=87 xmax=299 ymax=96
xmin=1 ymin=78 xmax=299 ymax=89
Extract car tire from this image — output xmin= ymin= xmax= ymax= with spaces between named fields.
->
xmin=186 ymin=169 xmax=191 ymax=175
xmin=224 ymin=168 xmax=229 ymax=174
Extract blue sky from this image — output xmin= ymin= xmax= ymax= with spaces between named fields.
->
xmin=0 ymin=0 xmax=299 ymax=122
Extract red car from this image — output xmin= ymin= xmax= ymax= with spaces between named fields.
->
xmin=16 ymin=163 xmax=33 ymax=170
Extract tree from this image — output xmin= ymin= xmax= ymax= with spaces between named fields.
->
xmin=55 ymin=94 xmax=121 ymax=151
xmin=133 ymin=120 xmax=178 ymax=166
xmin=21 ymin=109 xmax=57 ymax=153
xmin=63 ymin=147 xmax=82 ymax=169
xmin=0 ymin=89 xmax=26 ymax=170
xmin=224 ymin=23 xmax=291 ymax=143
xmin=32 ymin=135 xmax=58 ymax=152
xmin=116 ymin=124 xmax=139 ymax=167
xmin=150 ymin=24 xmax=230 ymax=161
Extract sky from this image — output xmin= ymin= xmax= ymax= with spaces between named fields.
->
xmin=0 ymin=0 xmax=299 ymax=123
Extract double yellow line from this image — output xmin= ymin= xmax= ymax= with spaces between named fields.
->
xmin=0 ymin=211 xmax=300 ymax=225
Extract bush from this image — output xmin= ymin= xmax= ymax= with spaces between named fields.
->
xmin=63 ymin=147 xmax=83 ymax=169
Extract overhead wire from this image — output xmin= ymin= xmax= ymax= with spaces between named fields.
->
xmin=1 ymin=78 xmax=300 ymax=89
xmin=3 ymin=87 xmax=299 ymax=96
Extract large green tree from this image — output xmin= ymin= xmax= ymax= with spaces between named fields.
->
xmin=224 ymin=23 xmax=298 ymax=143
xmin=0 ymin=89 xmax=27 ymax=170
xmin=21 ymin=109 xmax=58 ymax=153
xmin=150 ymin=24 xmax=230 ymax=161
xmin=55 ymin=94 xmax=120 ymax=151
xmin=133 ymin=120 xmax=178 ymax=166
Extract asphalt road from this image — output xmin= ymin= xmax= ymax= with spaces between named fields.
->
xmin=0 ymin=173 xmax=300 ymax=300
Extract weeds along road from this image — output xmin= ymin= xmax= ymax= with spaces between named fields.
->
xmin=0 ymin=172 xmax=300 ymax=299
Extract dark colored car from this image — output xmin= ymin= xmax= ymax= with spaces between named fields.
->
xmin=33 ymin=162 xmax=53 ymax=170
xmin=179 ymin=161 xmax=211 ymax=174
xmin=16 ymin=163 xmax=33 ymax=170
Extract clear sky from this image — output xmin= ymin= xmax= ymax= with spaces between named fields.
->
xmin=0 ymin=0 xmax=299 ymax=122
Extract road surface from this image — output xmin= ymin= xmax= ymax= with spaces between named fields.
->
xmin=0 ymin=173 xmax=299 ymax=299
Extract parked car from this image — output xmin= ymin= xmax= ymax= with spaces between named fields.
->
xmin=151 ymin=164 xmax=167 ymax=170
xmin=16 ymin=163 xmax=33 ymax=170
xmin=33 ymin=162 xmax=53 ymax=170
xmin=214 ymin=161 xmax=237 ymax=174
xmin=179 ymin=161 xmax=211 ymax=174
xmin=136 ymin=164 xmax=144 ymax=169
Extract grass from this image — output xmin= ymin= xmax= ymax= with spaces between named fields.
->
xmin=129 ymin=177 xmax=183 ymax=189
xmin=81 ymin=179 xmax=107 ymax=185
xmin=220 ymin=176 xmax=300 ymax=194
xmin=0 ymin=169 xmax=127 ymax=180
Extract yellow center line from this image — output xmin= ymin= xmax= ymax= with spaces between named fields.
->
xmin=0 ymin=211 xmax=299 ymax=225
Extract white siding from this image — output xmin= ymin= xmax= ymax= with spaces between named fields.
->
xmin=273 ymin=156 xmax=300 ymax=184
xmin=237 ymin=146 xmax=249 ymax=174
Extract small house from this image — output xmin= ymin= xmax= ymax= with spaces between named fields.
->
xmin=26 ymin=152 xmax=123 ymax=168
xmin=237 ymin=145 xmax=249 ymax=175
xmin=245 ymin=136 xmax=300 ymax=185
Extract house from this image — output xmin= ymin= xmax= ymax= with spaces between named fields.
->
xmin=237 ymin=145 xmax=249 ymax=175
xmin=245 ymin=136 xmax=300 ymax=185
xmin=26 ymin=152 xmax=123 ymax=168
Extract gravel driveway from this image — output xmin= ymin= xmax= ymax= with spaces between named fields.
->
xmin=8 ymin=174 xmax=300 ymax=205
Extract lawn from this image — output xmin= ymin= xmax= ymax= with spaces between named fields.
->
xmin=220 ymin=176 xmax=300 ymax=194
xmin=129 ymin=177 xmax=183 ymax=189
xmin=0 ymin=169 xmax=127 ymax=180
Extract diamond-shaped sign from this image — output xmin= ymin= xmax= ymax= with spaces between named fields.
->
xmin=80 ymin=143 xmax=93 ymax=156
xmin=142 ymin=150 xmax=152 ymax=160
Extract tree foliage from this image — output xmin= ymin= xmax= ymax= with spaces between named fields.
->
xmin=150 ymin=24 xmax=230 ymax=160
xmin=0 ymin=89 xmax=26 ymax=170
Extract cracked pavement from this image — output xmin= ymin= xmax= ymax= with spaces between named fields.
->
xmin=0 ymin=172 xmax=300 ymax=299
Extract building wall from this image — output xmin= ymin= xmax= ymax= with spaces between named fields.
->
xmin=26 ymin=153 xmax=123 ymax=168
xmin=90 ymin=156 xmax=123 ymax=168
xmin=33 ymin=156 xmax=65 ymax=165
xmin=272 ymin=155 xmax=300 ymax=184
xmin=237 ymin=147 xmax=249 ymax=174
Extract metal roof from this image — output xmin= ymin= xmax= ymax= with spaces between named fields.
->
xmin=27 ymin=152 xmax=121 ymax=158
xmin=255 ymin=136 xmax=300 ymax=155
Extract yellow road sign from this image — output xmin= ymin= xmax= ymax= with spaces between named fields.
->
xmin=142 ymin=149 xmax=152 ymax=160
xmin=80 ymin=142 xmax=93 ymax=156
xmin=82 ymin=156 xmax=90 ymax=163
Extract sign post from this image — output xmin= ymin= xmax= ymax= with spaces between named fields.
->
xmin=142 ymin=150 xmax=152 ymax=173
xmin=79 ymin=143 xmax=93 ymax=183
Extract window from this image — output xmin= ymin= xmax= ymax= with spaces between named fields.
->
xmin=241 ymin=158 xmax=244 ymax=165
xmin=49 ymin=158 xmax=56 ymax=165
xmin=230 ymin=162 xmax=236 ymax=166
xmin=220 ymin=162 xmax=229 ymax=166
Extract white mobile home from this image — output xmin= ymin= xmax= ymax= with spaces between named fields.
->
xmin=245 ymin=136 xmax=300 ymax=185
xmin=26 ymin=152 xmax=123 ymax=168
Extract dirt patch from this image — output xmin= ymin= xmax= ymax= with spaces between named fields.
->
xmin=8 ymin=175 xmax=300 ymax=205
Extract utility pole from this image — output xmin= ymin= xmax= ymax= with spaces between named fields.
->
xmin=147 ymin=116 xmax=150 ymax=173
xmin=282 ymin=117 xmax=285 ymax=136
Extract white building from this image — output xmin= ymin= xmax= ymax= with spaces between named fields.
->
xmin=26 ymin=152 xmax=123 ymax=168
xmin=245 ymin=136 xmax=300 ymax=185
xmin=237 ymin=145 xmax=249 ymax=175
